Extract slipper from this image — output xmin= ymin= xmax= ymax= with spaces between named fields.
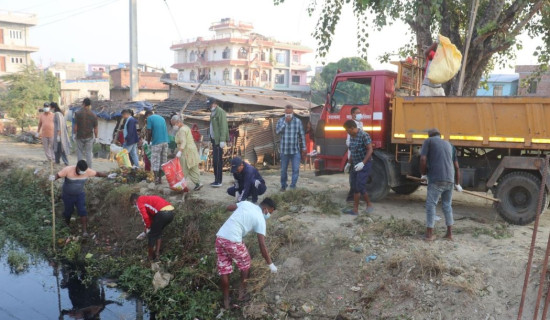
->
xmin=342 ymin=208 xmax=358 ymax=216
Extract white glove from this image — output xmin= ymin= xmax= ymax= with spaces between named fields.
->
xmin=146 ymin=228 xmax=150 ymax=234
xmin=344 ymin=163 xmax=350 ymax=173
xmin=421 ymin=175 xmax=428 ymax=183
xmin=142 ymin=141 xmax=148 ymax=146
xmin=234 ymin=180 xmax=239 ymax=189
xmin=176 ymin=151 xmax=182 ymax=158
xmin=48 ymin=175 xmax=56 ymax=181
xmin=56 ymin=136 xmax=61 ymax=142
xmin=94 ymin=138 xmax=99 ymax=144
xmin=136 ymin=232 xmax=146 ymax=240
xmin=220 ymin=141 xmax=226 ymax=148
xmin=235 ymin=191 xmax=240 ymax=200
xmin=107 ymin=173 xmax=117 ymax=179
xmin=354 ymin=162 xmax=364 ymax=171
xmin=455 ymin=184 xmax=463 ymax=192
xmin=269 ymin=263 xmax=278 ymax=273
xmin=255 ymin=180 xmax=261 ymax=188
xmin=35 ymin=132 xmax=40 ymax=138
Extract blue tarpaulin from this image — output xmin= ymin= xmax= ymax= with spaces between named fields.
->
xmin=69 ymin=101 xmax=153 ymax=120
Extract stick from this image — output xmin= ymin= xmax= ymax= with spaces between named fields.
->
xmin=179 ymin=76 xmax=208 ymax=117
xmin=50 ymin=161 xmax=56 ymax=252
xmin=405 ymin=175 xmax=500 ymax=202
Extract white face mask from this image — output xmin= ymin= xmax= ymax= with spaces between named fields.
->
xmin=211 ymin=106 xmax=216 ymax=111
xmin=77 ymin=169 xmax=86 ymax=175
xmin=355 ymin=114 xmax=363 ymax=121
xmin=264 ymin=213 xmax=271 ymax=220
xmin=285 ymin=114 xmax=293 ymax=119
xmin=43 ymin=107 xmax=50 ymax=112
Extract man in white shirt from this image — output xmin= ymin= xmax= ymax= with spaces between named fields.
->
xmin=215 ymin=198 xmax=277 ymax=310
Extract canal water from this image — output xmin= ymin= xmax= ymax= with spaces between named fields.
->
xmin=0 ymin=243 xmax=151 ymax=320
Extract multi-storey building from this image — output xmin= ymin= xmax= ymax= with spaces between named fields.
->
xmin=0 ymin=11 xmax=38 ymax=75
xmin=515 ymin=65 xmax=550 ymax=96
xmin=170 ymin=18 xmax=312 ymax=98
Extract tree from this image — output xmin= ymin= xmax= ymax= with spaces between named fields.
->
xmin=310 ymin=57 xmax=372 ymax=104
xmin=276 ymin=0 xmax=550 ymax=96
xmin=0 ymin=63 xmax=60 ymax=131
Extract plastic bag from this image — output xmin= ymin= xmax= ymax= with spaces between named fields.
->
xmin=110 ymin=144 xmax=123 ymax=154
xmin=427 ymin=34 xmax=463 ymax=84
xmin=115 ymin=149 xmax=132 ymax=168
xmin=161 ymin=158 xmax=188 ymax=192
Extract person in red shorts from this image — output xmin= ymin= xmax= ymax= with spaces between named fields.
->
xmin=215 ymin=198 xmax=277 ymax=310
xmin=130 ymin=193 xmax=175 ymax=261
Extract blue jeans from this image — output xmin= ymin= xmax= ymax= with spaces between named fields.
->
xmin=426 ymin=181 xmax=454 ymax=228
xmin=124 ymin=142 xmax=139 ymax=167
xmin=280 ymin=153 xmax=301 ymax=189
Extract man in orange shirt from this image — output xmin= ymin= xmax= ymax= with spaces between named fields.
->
xmin=37 ymin=102 xmax=55 ymax=161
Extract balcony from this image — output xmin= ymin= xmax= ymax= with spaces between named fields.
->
xmin=0 ymin=43 xmax=38 ymax=52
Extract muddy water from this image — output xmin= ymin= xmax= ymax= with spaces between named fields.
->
xmin=0 ymin=244 xmax=150 ymax=320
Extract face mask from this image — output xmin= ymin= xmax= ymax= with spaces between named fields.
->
xmin=77 ymin=169 xmax=85 ymax=175
xmin=285 ymin=114 xmax=293 ymax=119
xmin=211 ymin=106 xmax=216 ymax=111
xmin=43 ymin=107 xmax=50 ymax=112
xmin=355 ymin=114 xmax=363 ymax=121
xmin=264 ymin=213 xmax=271 ymax=220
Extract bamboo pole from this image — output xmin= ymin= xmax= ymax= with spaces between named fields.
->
xmin=50 ymin=161 xmax=56 ymax=252
xmin=405 ymin=175 xmax=500 ymax=202
xmin=457 ymin=0 xmax=480 ymax=96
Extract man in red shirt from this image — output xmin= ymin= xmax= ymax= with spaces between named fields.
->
xmin=130 ymin=194 xmax=175 ymax=260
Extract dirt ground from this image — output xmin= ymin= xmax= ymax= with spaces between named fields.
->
xmin=4 ymin=135 xmax=550 ymax=319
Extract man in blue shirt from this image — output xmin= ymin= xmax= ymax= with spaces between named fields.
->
xmin=121 ymin=109 xmax=139 ymax=168
xmin=343 ymin=120 xmax=374 ymax=215
xmin=276 ymin=105 xmax=306 ymax=191
xmin=227 ymin=157 xmax=266 ymax=203
xmin=144 ymin=111 xmax=169 ymax=184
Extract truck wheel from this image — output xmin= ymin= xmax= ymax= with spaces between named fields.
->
xmin=366 ymin=158 xmax=390 ymax=201
xmin=392 ymin=184 xmax=420 ymax=195
xmin=495 ymin=172 xmax=549 ymax=225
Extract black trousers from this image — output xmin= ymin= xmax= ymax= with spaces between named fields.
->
xmin=211 ymin=139 xmax=223 ymax=183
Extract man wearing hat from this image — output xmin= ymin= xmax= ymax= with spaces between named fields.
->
xmin=207 ymin=99 xmax=229 ymax=188
xmin=227 ymin=157 xmax=266 ymax=203
xmin=420 ymin=128 xmax=462 ymax=241
xmin=37 ymin=102 xmax=55 ymax=162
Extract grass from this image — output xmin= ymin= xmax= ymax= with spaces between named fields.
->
xmin=7 ymin=250 xmax=29 ymax=273
xmin=269 ymin=188 xmax=340 ymax=215
xmin=455 ymin=223 xmax=513 ymax=239
xmin=367 ymin=216 xmax=425 ymax=238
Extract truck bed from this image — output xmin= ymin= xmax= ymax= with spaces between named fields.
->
xmin=391 ymin=96 xmax=550 ymax=150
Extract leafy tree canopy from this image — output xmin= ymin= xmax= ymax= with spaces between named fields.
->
xmin=0 ymin=63 xmax=60 ymax=130
xmin=276 ymin=0 xmax=550 ymax=96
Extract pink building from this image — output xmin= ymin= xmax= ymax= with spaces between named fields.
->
xmin=170 ymin=18 xmax=312 ymax=98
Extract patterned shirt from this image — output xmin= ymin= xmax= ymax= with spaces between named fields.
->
xmin=74 ymin=108 xmax=98 ymax=139
xmin=276 ymin=115 xmax=306 ymax=155
xmin=349 ymin=130 xmax=372 ymax=166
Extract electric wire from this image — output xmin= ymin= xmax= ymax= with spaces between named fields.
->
xmin=35 ymin=0 xmax=120 ymax=28
xmin=162 ymin=0 xmax=183 ymax=41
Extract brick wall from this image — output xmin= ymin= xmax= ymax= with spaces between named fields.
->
xmin=515 ymin=65 xmax=550 ymax=96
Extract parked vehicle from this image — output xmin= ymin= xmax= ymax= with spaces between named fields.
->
xmin=314 ymin=69 xmax=550 ymax=225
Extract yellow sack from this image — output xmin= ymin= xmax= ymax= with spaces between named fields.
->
xmin=427 ymin=34 xmax=463 ymax=84
xmin=115 ymin=149 xmax=132 ymax=168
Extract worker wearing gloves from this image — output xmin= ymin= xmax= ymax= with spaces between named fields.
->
xmin=130 ymin=193 xmax=175 ymax=261
xmin=215 ymin=198 xmax=277 ymax=310
xmin=345 ymin=107 xmax=364 ymax=202
xmin=342 ymin=120 xmax=374 ymax=215
xmin=226 ymin=157 xmax=266 ymax=203
xmin=207 ymin=99 xmax=229 ymax=188
xmin=49 ymin=160 xmax=115 ymax=237
xmin=171 ymin=114 xmax=203 ymax=191
xmin=420 ymin=128 xmax=461 ymax=241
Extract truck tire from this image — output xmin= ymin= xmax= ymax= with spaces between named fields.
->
xmin=392 ymin=184 xmax=420 ymax=195
xmin=495 ymin=171 xmax=549 ymax=225
xmin=366 ymin=158 xmax=390 ymax=201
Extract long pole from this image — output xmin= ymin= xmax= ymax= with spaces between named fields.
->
xmin=129 ymin=0 xmax=138 ymax=100
xmin=456 ymin=0 xmax=479 ymax=96
xmin=50 ymin=161 xmax=56 ymax=252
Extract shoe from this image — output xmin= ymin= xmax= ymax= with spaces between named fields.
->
xmin=342 ymin=208 xmax=358 ymax=216
xmin=366 ymin=206 xmax=374 ymax=214
xmin=211 ymin=182 xmax=222 ymax=188
xmin=280 ymin=187 xmax=286 ymax=192
xmin=194 ymin=183 xmax=203 ymax=191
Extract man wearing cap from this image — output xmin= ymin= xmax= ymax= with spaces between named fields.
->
xmin=144 ymin=110 xmax=169 ymax=184
xmin=74 ymin=98 xmax=99 ymax=168
xmin=171 ymin=114 xmax=203 ymax=191
xmin=216 ymin=198 xmax=278 ymax=310
xmin=420 ymin=128 xmax=462 ymax=241
xmin=37 ymin=102 xmax=55 ymax=162
xmin=49 ymin=160 xmax=115 ymax=237
xmin=121 ymin=109 xmax=140 ymax=168
xmin=227 ymin=157 xmax=266 ymax=203
xmin=275 ymin=105 xmax=306 ymax=191
xmin=208 ymin=99 xmax=229 ymax=188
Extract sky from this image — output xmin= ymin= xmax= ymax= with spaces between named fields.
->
xmin=1 ymin=0 xmax=543 ymax=74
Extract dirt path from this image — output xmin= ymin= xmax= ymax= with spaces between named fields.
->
xmin=4 ymin=135 xmax=550 ymax=319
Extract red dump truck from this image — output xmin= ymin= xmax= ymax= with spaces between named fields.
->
xmin=313 ymin=69 xmax=550 ymax=225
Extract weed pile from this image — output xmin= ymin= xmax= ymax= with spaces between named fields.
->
xmin=269 ymin=188 xmax=340 ymax=215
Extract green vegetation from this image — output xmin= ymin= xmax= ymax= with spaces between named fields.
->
xmin=7 ymin=250 xmax=30 ymax=273
xmin=270 ymin=188 xmax=340 ymax=215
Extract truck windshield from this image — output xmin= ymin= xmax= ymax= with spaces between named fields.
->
xmin=331 ymin=78 xmax=372 ymax=113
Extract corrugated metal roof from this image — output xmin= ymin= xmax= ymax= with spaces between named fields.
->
xmin=162 ymin=79 xmax=311 ymax=110
xmin=483 ymin=74 xmax=519 ymax=83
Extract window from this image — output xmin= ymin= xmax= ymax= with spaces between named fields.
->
xmin=292 ymin=75 xmax=300 ymax=85
xmin=261 ymin=71 xmax=268 ymax=82
xmin=89 ymin=90 xmax=98 ymax=100
xmin=528 ymin=81 xmax=538 ymax=94
xmin=261 ymin=51 xmax=266 ymax=61
xmin=253 ymin=70 xmax=259 ymax=80
xmin=235 ymin=69 xmax=242 ymax=80
xmin=238 ymin=47 xmax=247 ymax=59
xmin=243 ymin=70 xmax=249 ymax=80
xmin=275 ymin=74 xmax=285 ymax=84
xmin=55 ymin=72 xmax=61 ymax=79
xmin=9 ymin=30 xmax=22 ymax=39
xmin=223 ymin=68 xmax=230 ymax=80
xmin=331 ymin=78 xmax=372 ymax=113
xmin=189 ymin=51 xmax=197 ymax=62
xmin=222 ymin=47 xmax=231 ymax=59
xmin=10 ymin=57 xmax=23 ymax=64
xmin=292 ymin=54 xmax=300 ymax=64
xmin=190 ymin=70 xmax=196 ymax=81
xmin=276 ymin=53 xmax=286 ymax=64
xmin=493 ymin=85 xmax=503 ymax=96
xmin=178 ymin=71 xmax=185 ymax=81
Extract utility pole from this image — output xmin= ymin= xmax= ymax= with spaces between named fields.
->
xmin=129 ymin=0 xmax=138 ymax=100
xmin=457 ymin=0 xmax=479 ymax=96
